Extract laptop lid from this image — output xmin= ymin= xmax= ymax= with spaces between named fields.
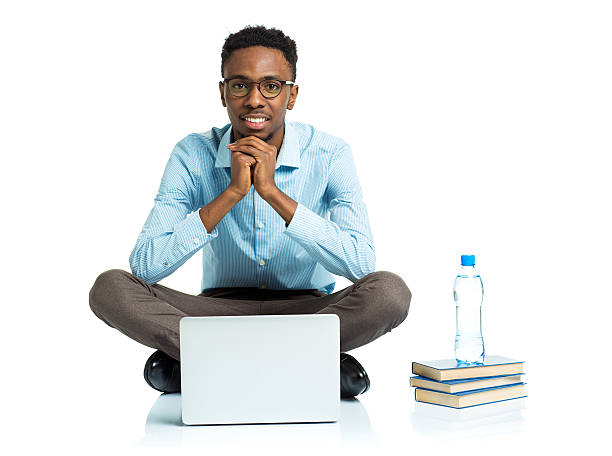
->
xmin=179 ymin=314 xmax=340 ymax=425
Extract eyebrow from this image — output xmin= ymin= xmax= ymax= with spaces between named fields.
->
xmin=225 ymin=74 xmax=284 ymax=81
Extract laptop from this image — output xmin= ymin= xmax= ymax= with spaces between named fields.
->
xmin=179 ymin=314 xmax=340 ymax=425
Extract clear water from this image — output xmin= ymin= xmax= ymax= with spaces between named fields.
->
xmin=453 ymin=268 xmax=485 ymax=364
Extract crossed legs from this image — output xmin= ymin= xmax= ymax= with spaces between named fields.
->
xmin=89 ymin=270 xmax=412 ymax=360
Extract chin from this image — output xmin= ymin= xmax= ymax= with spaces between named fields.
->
xmin=259 ymin=131 xmax=275 ymax=142
xmin=238 ymin=129 xmax=274 ymax=142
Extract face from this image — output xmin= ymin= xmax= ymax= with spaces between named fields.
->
xmin=219 ymin=46 xmax=299 ymax=150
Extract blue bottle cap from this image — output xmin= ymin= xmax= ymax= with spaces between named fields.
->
xmin=461 ymin=255 xmax=475 ymax=266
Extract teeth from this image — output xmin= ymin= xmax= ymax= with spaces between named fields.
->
xmin=244 ymin=117 xmax=267 ymax=123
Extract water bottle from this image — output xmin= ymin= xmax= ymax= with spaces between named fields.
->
xmin=453 ymin=254 xmax=485 ymax=364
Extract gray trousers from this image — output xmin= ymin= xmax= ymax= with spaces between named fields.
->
xmin=89 ymin=269 xmax=411 ymax=361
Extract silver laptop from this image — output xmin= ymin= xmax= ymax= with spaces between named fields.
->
xmin=179 ymin=314 xmax=340 ymax=425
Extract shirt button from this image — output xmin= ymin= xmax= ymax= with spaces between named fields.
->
xmin=258 ymin=221 xmax=264 ymax=229
xmin=163 ymin=261 xmax=169 ymax=267
xmin=194 ymin=237 xmax=200 ymax=244
xmin=259 ymin=259 xmax=265 ymax=266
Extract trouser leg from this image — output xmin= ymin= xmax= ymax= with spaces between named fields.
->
xmin=89 ymin=269 xmax=411 ymax=359
xmin=322 ymin=270 xmax=411 ymax=352
xmin=88 ymin=269 xmax=264 ymax=360
xmin=260 ymin=271 xmax=412 ymax=352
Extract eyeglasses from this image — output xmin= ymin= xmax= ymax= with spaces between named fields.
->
xmin=222 ymin=78 xmax=295 ymax=99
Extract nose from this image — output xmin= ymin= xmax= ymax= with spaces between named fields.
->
xmin=244 ymin=83 xmax=265 ymax=108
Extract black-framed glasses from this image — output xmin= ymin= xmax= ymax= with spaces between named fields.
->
xmin=222 ymin=78 xmax=295 ymax=99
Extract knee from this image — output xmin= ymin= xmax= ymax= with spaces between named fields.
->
xmin=364 ymin=270 xmax=412 ymax=327
xmin=89 ymin=269 xmax=130 ymax=317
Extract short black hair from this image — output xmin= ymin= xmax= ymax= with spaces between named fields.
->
xmin=221 ymin=25 xmax=298 ymax=81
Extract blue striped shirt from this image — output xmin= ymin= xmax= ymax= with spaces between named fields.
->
xmin=129 ymin=121 xmax=375 ymax=294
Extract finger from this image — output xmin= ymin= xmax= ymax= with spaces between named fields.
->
xmin=232 ymin=150 xmax=256 ymax=166
xmin=228 ymin=144 xmax=267 ymax=158
xmin=231 ymin=140 xmax=271 ymax=152
xmin=229 ymin=137 xmax=275 ymax=153
xmin=239 ymin=157 xmax=256 ymax=167
xmin=231 ymin=135 xmax=268 ymax=146
xmin=231 ymin=149 xmax=254 ymax=160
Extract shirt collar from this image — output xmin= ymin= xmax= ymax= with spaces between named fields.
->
xmin=215 ymin=121 xmax=300 ymax=170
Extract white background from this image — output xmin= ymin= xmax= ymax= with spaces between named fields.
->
xmin=1 ymin=0 xmax=610 ymax=454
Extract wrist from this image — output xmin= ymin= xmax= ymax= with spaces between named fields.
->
xmin=225 ymin=186 xmax=247 ymax=201
xmin=258 ymin=184 xmax=279 ymax=200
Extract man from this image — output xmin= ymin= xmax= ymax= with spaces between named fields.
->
xmin=89 ymin=25 xmax=411 ymax=398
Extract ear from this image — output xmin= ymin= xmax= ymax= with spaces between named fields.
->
xmin=287 ymin=85 xmax=299 ymax=110
xmin=219 ymin=81 xmax=227 ymax=107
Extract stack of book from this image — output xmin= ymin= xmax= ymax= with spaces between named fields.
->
xmin=410 ymin=355 xmax=526 ymax=408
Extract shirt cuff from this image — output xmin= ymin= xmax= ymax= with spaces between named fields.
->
xmin=284 ymin=202 xmax=326 ymax=245
xmin=174 ymin=210 xmax=219 ymax=252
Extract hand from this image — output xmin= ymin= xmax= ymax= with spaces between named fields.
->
xmin=227 ymin=149 xmax=256 ymax=198
xmin=227 ymin=136 xmax=278 ymax=198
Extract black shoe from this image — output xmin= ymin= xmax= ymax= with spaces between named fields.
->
xmin=144 ymin=350 xmax=181 ymax=393
xmin=340 ymin=353 xmax=370 ymax=398
xmin=143 ymin=350 xmax=367 ymax=396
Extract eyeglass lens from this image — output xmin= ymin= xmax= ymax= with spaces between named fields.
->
xmin=227 ymin=79 xmax=283 ymax=98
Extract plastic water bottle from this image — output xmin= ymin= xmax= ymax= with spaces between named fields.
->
xmin=453 ymin=254 xmax=485 ymax=364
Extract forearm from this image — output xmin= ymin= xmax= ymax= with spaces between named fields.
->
xmin=284 ymin=203 xmax=376 ymax=281
xmin=199 ymin=188 xmax=245 ymax=232
xmin=130 ymin=188 xmax=243 ymax=284
xmin=129 ymin=208 xmax=217 ymax=284
xmin=261 ymin=187 xmax=374 ymax=279
xmin=260 ymin=186 xmax=298 ymax=227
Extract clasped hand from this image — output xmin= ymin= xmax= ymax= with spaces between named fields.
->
xmin=227 ymin=136 xmax=277 ymax=198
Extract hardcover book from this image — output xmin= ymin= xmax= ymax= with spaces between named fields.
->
xmin=410 ymin=374 xmax=523 ymax=394
xmin=412 ymin=355 xmax=524 ymax=381
xmin=415 ymin=383 xmax=527 ymax=409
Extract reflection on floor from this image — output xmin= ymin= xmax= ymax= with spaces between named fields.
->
xmin=411 ymin=398 xmax=527 ymax=439
xmin=138 ymin=390 xmax=526 ymax=448
xmin=140 ymin=393 xmax=377 ymax=448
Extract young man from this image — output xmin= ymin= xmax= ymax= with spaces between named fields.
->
xmin=89 ymin=25 xmax=411 ymax=398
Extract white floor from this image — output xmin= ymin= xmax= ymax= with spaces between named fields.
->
xmin=141 ymin=393 xmax=378 ymax=448
xmin=4 ymin=254 xmax=610 ymax=456
xmin=5 ymin=326 xmax=606 ymax=456
xmin=4 ymin=266 xmax=610 ymax=455
xmin=139 ymin=392 xmax=526 ymax=449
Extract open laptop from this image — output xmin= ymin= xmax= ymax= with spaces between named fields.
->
xmin=179 ymin=314 xmax=340 ymax=425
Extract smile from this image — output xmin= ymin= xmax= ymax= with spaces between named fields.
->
xmin=240 ymin=116 xmax=270 ymax=130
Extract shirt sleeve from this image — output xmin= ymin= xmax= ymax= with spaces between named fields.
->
xmin=129 ymin=138 xmax=218 ymax=284
xmin=284 ymin=142 xmax=376 ymax=282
